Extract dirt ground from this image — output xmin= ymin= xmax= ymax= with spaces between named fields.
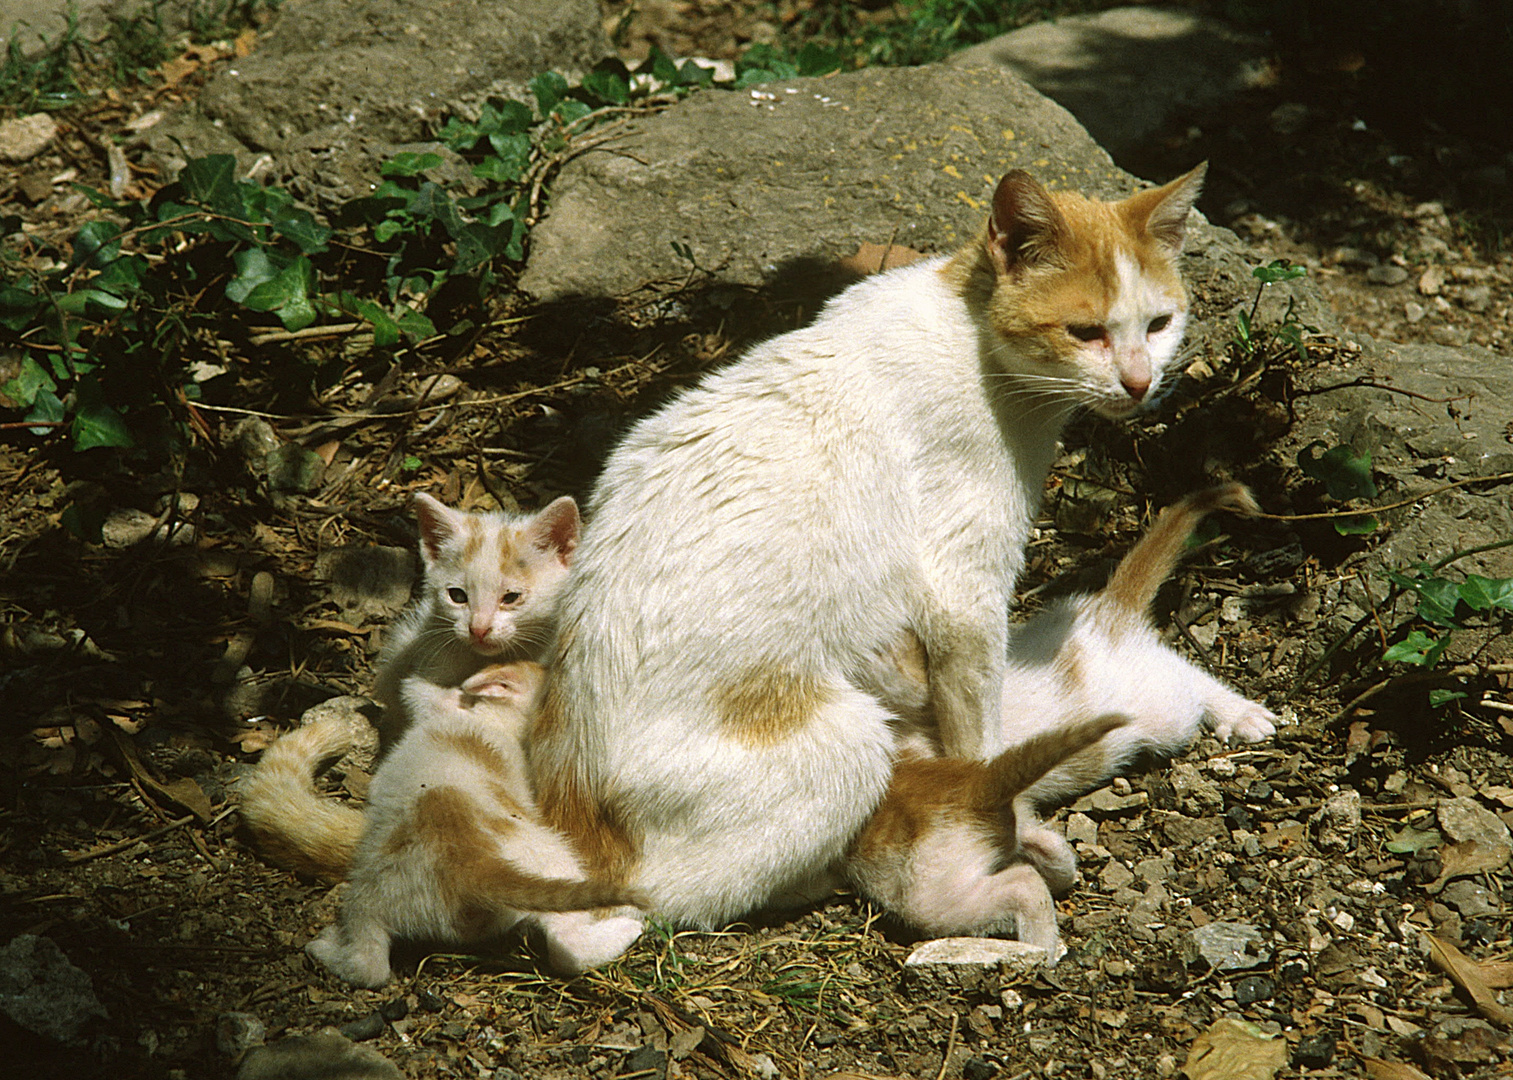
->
xmin=2 ymin=3 xmax=1511 ymax=1079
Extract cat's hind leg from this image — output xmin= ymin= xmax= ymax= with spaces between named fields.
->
xmin=535 ymin=907 xmax=645 ymax=975
xmin=306 ymin=918 xmax=394 ymax=989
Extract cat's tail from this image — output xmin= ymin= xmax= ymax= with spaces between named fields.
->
xmin=974 ymin=713 xmax=1128 ymax=811
xmin=455 ymin=861 xmax=647 ymax=917
xmin=1099 ymin=482 xmax=1259 ymax=622
xmin=237 ymin=714 xmax=365 ymax=881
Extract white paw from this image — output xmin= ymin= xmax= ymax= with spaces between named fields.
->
xmin=1208 ymin=699 xmax=1277 ymax=744
xmin=537 ymin=908 xmax=645 ymax=975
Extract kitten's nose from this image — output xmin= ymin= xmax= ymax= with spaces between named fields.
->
xmin=1122 ymin=376 xmax=1150 ymax=401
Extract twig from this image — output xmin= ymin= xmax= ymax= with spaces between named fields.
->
xmin=248 ymin=321 xmax=364 ymax=346
xmin=64 ymin=804 xmax=236 ymax=864
xmin=934 ymin=1012 xmax=959 ymax=1080
xmin=1260 ymin=470 xmax=1513 ymax=523
xmin=1294 ymin=377 xmax=1473 ymax=404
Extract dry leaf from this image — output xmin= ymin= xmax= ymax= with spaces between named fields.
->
xmin=1426 ymin=839 xmax=1512 ymax=893
xmin=1481 ymin=962 xmax=1513 ymax=989
xmin=1182 ymin=1018 xmax=1288 ymax=1080
xmin=228 ymin=720 xmax=280 ymax=753
xmin=159 ymin=56 xmax=200 ymax=86
xmin=1425 ymin=933 xmax=1513 ymax=1027
xmin=1362 ymin=1058 xmax=1432 ymax=1080
xmin=234 ymin=28 xmax=257 ymax=57
xmin=838 ymin=241 xmax=928 ymax=277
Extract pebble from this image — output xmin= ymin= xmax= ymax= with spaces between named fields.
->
xmin=1418 ymin=265 xmax=1446 ymax=295
xmin=1099 ymin=859 xmax=1136 ymax=892
xmin=1065 ymin=811 xmax=1098 ymax=847
xmin=1292 ymin=1033 xmax=1336 ymax=1069
xmin=101 ymin=507 xmax=197 ymax=549
xmin=339 ymin=1011 xmax=386 ymax=1041
xmin=236 ymin=1033 xmax=402 ymax=1080
xmin=0 ymin=113 xmax=58 ymax=162
xmin=217 ymin=1011 xmax=267 ymax=1056
xmin=1188 ymin=921 xmax=1272 ymax=973
xmin=1440 ymin=880 xmax=1498 ymax=917
xmin=1311 ymin=788 xmax=1361 ymax=853
xmin=1366 ymin=265 xmax=1409 ymax=286
xmin=1233 ymin=975 xmax=1274 ymax=1006
xmin=1071 ymin=787 xmax=1149 ymax=814
xmin=902 ymin=938 xmax=1048 ymax=994
xmin=1404 ymin=300 xmax=1427 ymax=322
xmin=1460 ymin=284 xmax=1493 ymax=312
xmin=0 ymin=935 xmax=109 ymax=1047
xmin=1438 ymin=796 xmax=1512 ymax=852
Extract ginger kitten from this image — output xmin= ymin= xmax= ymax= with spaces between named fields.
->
xmin=301 ymin=662 xmax=642 ymax=988
xmin=371 ymin=493 xmax=578 ymax=744
xmin=527 ymin=165 xmax=1210 ymax=951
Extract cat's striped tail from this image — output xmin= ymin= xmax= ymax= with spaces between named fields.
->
xmin=238 ymin=714 xmax=365 ymax=880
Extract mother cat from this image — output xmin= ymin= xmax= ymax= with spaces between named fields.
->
xmin=531 ymin=164 xmax=1208 ymax=964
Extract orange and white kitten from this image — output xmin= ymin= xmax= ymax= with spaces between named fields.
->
xmin=855 ymin=484 xmax=1274 ymax=958
xmin=848 ymin=713 xmax=1125 ymax=960
xmin=372 ymin=493 xmax=578 ymax=744
xmin=528 ymin=165 xmax=1209 ymax=953
xmin=301 ymin=661 xmax=643 ymax=988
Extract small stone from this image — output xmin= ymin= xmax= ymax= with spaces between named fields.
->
xmin=1233 ymin=975 xmax=1274 ymax=1006
xmin=0 ymin=113 xmax=58 ymax=162
xmin=1071 ymin=787 xmax=1149 ymax=814
xmin=1293 ymin=1033 xmax=1336 ymax=1069
xmin=339 ymin=1011 xmax=386 ymax=1041
xmin=236 ymin=1033 xmax=402 ymax=1080
xmin=963 ymin=1057 xmax=995 ymax=1080
xmin=17 ymin=171 xmax=53 ymax=203
xmin=1460 ymin=284 xmax=1493 ymax=313
xmin=0 ymin=935 xmax=109 ymax=1047
xmin=1220 ymin=596 xmax=1246 ymax=623
xmin=1134 ymin=856 xmax=1173 ymax=885
xmin=1099 ymin=859 xmax=1135 ymax=892
xmin=1065 ymin=811 xmax=1098 ymax=847
xmin=1312 ymin=788 xmax=1362 ymax=853
xmin=623 ymin=1046 xmax=667 ymax=1078
xmin=1440 ymin=880 xmax=1498 ymax=917
xmin=903 ymin=938 xmax=1048 ymax=994
xmin=1418 ymin=265 xmax=1446 ymax=295
xmin=1188 ymin=922 xmax=1272 ymax=973
xmin=1405 ymin=300 xmax=1426 ymax=322
xmin=1366 ymin=265 xmax=1410 ymax=286
xmin=101 ymin=507 xmax=196 ymax=549
xmin=379 ymin=997 xmax=409 ymax=1022
xmin=217 ymin=1012 xmax=267 ymax=1056
xmin=1438 ymin=796 xmax=1512 ymax=850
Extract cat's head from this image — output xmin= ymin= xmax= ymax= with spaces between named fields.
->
xmin=413 ymin=494 xmax=579 ymax=656
xmin=958 ymin=164 xmax=1206 ymax=419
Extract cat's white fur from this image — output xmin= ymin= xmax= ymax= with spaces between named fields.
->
xmin=529 ymin=167 xmax=1209 ymax=949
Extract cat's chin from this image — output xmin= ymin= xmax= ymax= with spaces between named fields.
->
xmin=1091 ymin=399 xmax=1143 ymax=421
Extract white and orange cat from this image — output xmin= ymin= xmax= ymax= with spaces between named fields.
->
xmin=372 ymin=493 xmax=578 ymax=744
xmin=526 ymin=165 xmax=1212 ymax=952
xmin=297 ymin=660 xmax=641 ymax=987
xmin=846 ymin=483 xmax=1275 ymax=959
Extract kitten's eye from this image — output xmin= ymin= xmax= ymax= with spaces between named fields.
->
xmin=501 ymin=591 xmax=523 ymax=606
xmin=1067 ymin=324 xmax=1106 ymax=343
xmin=1147 ymin=315 xmax=1172 ymax=334
xmin=446 ymin=587 xmax=468 ymax=604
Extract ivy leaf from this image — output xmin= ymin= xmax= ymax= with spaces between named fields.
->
xmin=2 ymin=356 xmax=57 ymax=408
xmin=1333 ymin=513 xmax=1379 ymax=536
xmin=1458 ymin=574 xmax=1513 ymax=613
xmin=1252 ymin=259 xmax=1307 ymax=285
xmin=0 ymin=283 xmax=42 ymax=331
xmin=71 ymin=377 xmax=135 ymax=450
xmin=479 ymin=98 xmax=534 ymax=136
xmin=396 ymin=307 xmax=436 ymax=340
xmin=530 ymin=71 xmax=569 ymax=117
xmin=580 ymin=60 xmax=631 ymax=106
xmin=226 ymin=248 xmax=288 ymax=304
xmin=24 ymin=387 xmax=65 ymax=435
xmin=70 ymin=220 xmax=123 ymax=270
xmin=451 ymin=220 xmax=513 ymax=274
xmin=1297 ymin=441 xmax=1378 ymax=500
xmin=1429 ymin=689 xmax=1468 ymax=708
xmin=241 ymin=255 xmax=317 ymax=332
xmin=1387 ymin=569 xmax=1463 ymax=627
xmin=179 ymin=154 xmax=239 ymax=213
xmin=381 ymin=152 xmax=444 ymax=178
xmin=269 ymin=206 xmax=333 ymax=254
xmin=795 ymin=42 xmax=843 ymax=76
xmin=553 ymin=98 xmax=593 ymax=126
xmin=1383 ymin=628 xmax=1450 ymax=667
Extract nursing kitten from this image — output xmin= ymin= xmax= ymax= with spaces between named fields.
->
xmin=865 ymin=482 xmax=1276 ymax=923
xmin=848 ymin=713 xmax=1125 ymax=960
xmin=528 ymin=164 xmax=1209 ymax=949
xmin=303 ymin=661 xmax=643 ymax=988
xmin=372 ymin=493 xmax=578 ymax=744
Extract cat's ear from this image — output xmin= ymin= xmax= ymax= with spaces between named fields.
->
xmin=462 ymin=660 xmax=544 ymax=700
xmin=528 ymin=496 xmax=580 ymax=564
xmin=1122 ymin=162 xmax=1206 ymax=257
xmin=412 ymin=492 xmax=462 ymax=564
xmin=986 ymin=170 xmax=1069 ymax=275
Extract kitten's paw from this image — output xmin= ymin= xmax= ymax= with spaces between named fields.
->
xmin=537 ymin=908 xmax=645 ymax=975
xmin=1208 ymin=698 xmax=1277 ymax=744
xmin=306 ymin=925 xmax=392 ymax=989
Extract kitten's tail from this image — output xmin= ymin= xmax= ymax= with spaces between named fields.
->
xmin=457 ymin=864 xmax=646 ymax=916
xmin=974 ymin=713 xmax=1129 ymax=810
xmin=1099 ymin=482 xmax=1259 ymax=620
xmin=237 ymin=715 xmax=365 ymax=881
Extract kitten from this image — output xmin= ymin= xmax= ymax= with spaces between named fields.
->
xmin=867 ymin=483 xmax=1276 ymax=912
xmin=528 ymin=165 xmax=1209 ymax=949
xmin=847 ymin=713 xmax=1126 ymax=961
xmin=302 ymin=661 xmax=643 ymax=988
xmin=372 ymin=493 xmax=579 ymax=745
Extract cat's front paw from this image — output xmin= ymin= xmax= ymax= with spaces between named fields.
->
xmin=1208 ymin=698 xmax=1277 ymax=744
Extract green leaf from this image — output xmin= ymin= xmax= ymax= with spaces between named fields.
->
xmin=580 ymin=60 xmax=631 ymax=106
xmin=1429 ymin=689 xmax=1468 ymax=708
xmin=226 ymin=248 xmax=289 ymax=304
xmin=1458 ymin=573 xmax=1513 ymax=613
xmin=70 ymin=182 xmax=123 ymax=210
xmin=1384 ymin=825 xmax=1441 ymax=855
xmin=70 ymin=220 xmax=123 ymax=270
xmin=338 ymin=294 xmax=400 ymax=347
xmin=1387 ymin=569 xmax=1463 ymax=627
xmin=1297 ymin=441 xmax=1378 ymax=501
xmin=451 ymin=220 xmax=513 ymax=274
xmin=60 ymin=501 xmax=107 ymax=543
xmin=479 ymin=98 xmax=533 ymax=136
xmin=1383 ymin=628 xmax=1450 ymax=667
xmin=242 ymin=255 xmax=317 ymax=332
xmin=0 ymin=284 xmax=44 ymax=331
xmin=3 ymin=356 xmax=58 ymax=408
xmin=530 ymin=71 xmax=569 ymax=116
xmin=396 ymin=307 xmax=436 ymax=340
xmin=485 ymin=131 xmax=531 ymax=176
xmin=795 ymin=41 xmax=843 ymax=76
xmin=24 ymin=388 xmax=65 ymax=435
xmin=269 ymin=206 xmax=333 ymax=254
xmin=675 ymin=59 xmax=715 ymax=87
xmin=1252 ymin=259 xmax=1308 ymax=285
xmin=179 ymin=154 xmax=239 ymax=212
xmin=1332 ymin=513 xmax=1379 ymax=536
xmin=381 ymin=152 xmax=445 ymax=178
xmin=70 ymin=377 xmax=135 ymax=450
xmin=401 ymin=455 xmax=423 ymax=473
xmin=552 ymin=98 xmax=593 ymax=126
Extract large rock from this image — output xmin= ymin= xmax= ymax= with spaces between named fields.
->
xmin=144 ymin=0 xmax=609 ymax=203
xmin=526 ymin=63 xmax=1198 ymax=301
xmin=951 ymin=6 xmax=1272 ymax=161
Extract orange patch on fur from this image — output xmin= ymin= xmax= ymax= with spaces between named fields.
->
xmin=714 ymin=666 xmax=830 ymax=748
xmin=429 ymin=729 xmax=509 ymax=775
xmin=535 ymin=767 xmax=639 ymax=886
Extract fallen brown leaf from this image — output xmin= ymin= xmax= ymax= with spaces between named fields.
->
xmin=1425 ymin=932 xmax=1513 ymax=1027
xmin=839 ymin=241 xmax=928 ymax=277
xmin=1425 ymin=838 xmax=1512 ymax=893
xmin=1182 ymin=1018 xmax=1288 ymax=1080
xmin=1362 ymin=1058 xmax=1432 ymax=1080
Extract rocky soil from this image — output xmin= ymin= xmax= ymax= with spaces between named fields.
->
xmin=1 ymin=3 xmax=1511 ymax=1080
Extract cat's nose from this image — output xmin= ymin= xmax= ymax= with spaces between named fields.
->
xmin=1121 ymin=376 xmax=1150 ymax=401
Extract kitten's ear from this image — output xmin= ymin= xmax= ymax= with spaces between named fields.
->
xmin=413 ymin=492 xmax=462 ymax=564
xmin=528 ymin=496 xmax=580 ymax=564
xmin=1122 ymin=162 xmax=1206 ymax=257
xmin=986 ymin=170 xmax=1069 ymax=275
xmin=462 ymin=660 xmax=545 ymax=700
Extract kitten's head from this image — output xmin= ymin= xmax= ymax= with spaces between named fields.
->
xmin=957 ymin=164 xmax=1206 ymax=419
xmin=413 ymin=494 xmax=579 ymax=657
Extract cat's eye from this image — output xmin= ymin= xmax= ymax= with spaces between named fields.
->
xmin=446 ymin=587 xmax=468 ymax=604
xmin=501 ymin=591 xmax=523 ymax=606
xmin=1067 ymin=324 xmax=1106 ymax=343
xmin=1147 ymin=315 xmax=1172 ymax=334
